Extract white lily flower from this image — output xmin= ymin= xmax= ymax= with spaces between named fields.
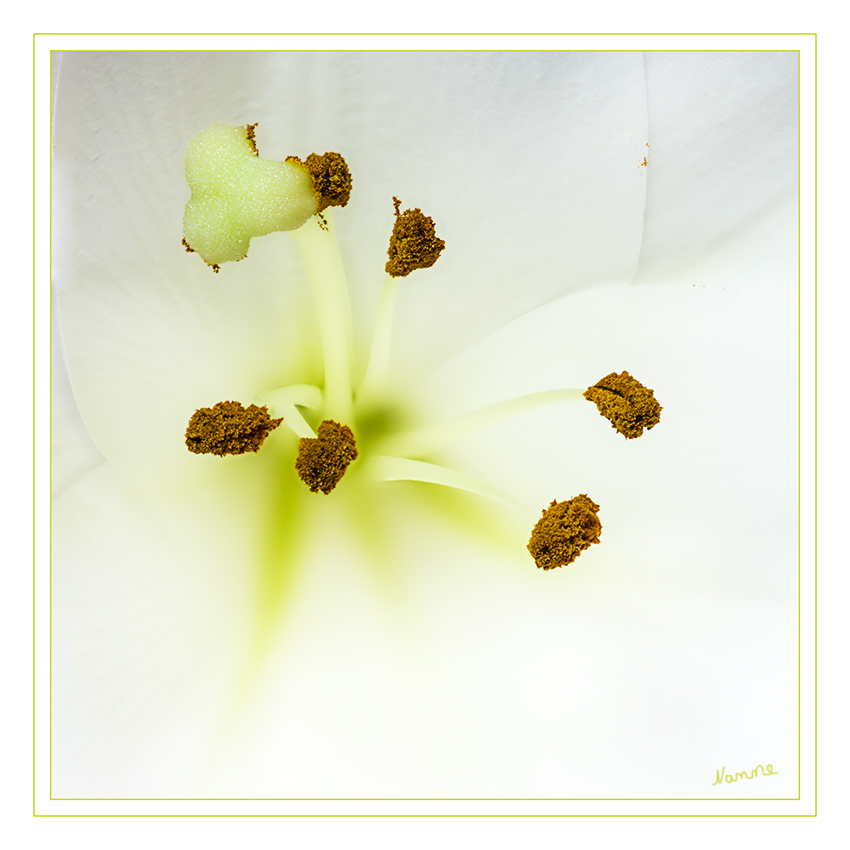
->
xmin=51 ymin=51 xmax=798 ymax=799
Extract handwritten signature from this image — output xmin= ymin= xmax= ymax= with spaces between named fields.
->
xmin=713 ymin=764 xmax=779 ymax=786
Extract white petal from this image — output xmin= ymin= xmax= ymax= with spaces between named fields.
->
xmin=52 ymin=287 xmax=104 ymax=497
xmin=636 ymin=52 xmax=798 ymax=291
xmin=52 ymin=465 xmax=251 ymax=796
xmin=51 ymin=450 xmax=319 ymax=796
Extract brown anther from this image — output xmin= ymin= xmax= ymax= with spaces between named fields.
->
xmin=185 ymin=401 xmax=282 ymax=456
xmin=583 ymin=371 xmax=662 ymax=439
xmin=295 ymin=420 xmax=359 ymax=494
xmin=527 ymin=495 xmax=602 ymax=570
xmin=299 ymin=152 xmax=352 ymax=213
xmin=385 ymin=197 xmax=445 ymax=278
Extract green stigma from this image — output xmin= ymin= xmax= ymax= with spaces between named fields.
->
xmin=182 ymin=122 xmax=351 ymax=269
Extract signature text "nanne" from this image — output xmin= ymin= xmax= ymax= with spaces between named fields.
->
xmin=712 ymin=764 xmax=779 ymax=785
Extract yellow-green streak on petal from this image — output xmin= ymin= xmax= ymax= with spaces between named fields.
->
xmin=380 ymin=478 xmax=531 ymax=562
xmin=218 ymin=440 xmax=311 ymax=717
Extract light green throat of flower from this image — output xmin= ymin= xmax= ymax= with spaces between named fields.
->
xmin=252 ymin=212 xmax=591 ymax=522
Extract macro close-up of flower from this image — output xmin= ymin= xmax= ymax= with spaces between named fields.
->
xmin=51 ymin=50 xmax=799 ymax=800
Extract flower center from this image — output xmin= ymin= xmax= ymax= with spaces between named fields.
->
xmin=179 ymin=122 xmax=664 ymax=571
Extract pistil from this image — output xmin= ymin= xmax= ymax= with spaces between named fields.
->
xmin=291 ymin=211 xmax=354 ymax=421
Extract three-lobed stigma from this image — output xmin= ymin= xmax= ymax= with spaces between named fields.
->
xmin=185 ymin=401 xmax=283 ymax=456
xmin=583 ymin=371 xmax=662 ymax=439
xmin=385 ymin=197 xmax=445 ymax=278
xmin=182 ymin=123 xmax=351 ymax=268
xmin=295 ymin=420 xmax=359 ymax=494
xmin=527 ymin=495 xmax=602 ymax=570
